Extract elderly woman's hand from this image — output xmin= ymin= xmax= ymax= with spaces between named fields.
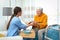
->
xmin=33 ymin=21 xmax=37 ymax=25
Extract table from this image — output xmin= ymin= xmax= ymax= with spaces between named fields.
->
xmin=20 ymin=29 xmax=35 ymax=38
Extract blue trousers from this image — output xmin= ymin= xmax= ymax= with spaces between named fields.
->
xmin=33 ymin=28 xmax=45 ymax=40
xmin=33 ymin=28 xmax=38 ymax=40
xmin=23 ymin=38 xmax=33 ymax=40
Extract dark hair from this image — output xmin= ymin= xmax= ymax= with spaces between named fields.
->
xmin=7 ymin=7 xmax=22 ymax=30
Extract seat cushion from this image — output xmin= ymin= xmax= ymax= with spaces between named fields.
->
xmin=0 ymin=34 xmax=5 ymax=37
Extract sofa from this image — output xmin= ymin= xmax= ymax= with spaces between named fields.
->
xmin=0 ymin=31 xmax=23 ymax=40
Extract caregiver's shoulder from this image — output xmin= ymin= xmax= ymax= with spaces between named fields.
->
xmin=11 ymin=16 xmax=20 ymax=23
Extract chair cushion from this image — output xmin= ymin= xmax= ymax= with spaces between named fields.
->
xmin=0 ymin=34 xmax=5 ymax=37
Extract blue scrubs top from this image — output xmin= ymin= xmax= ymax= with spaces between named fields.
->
xmin=7 ymin=16 xmax=27 ymax=36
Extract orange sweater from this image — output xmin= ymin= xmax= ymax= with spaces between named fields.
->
xmin=34 ymin=13 xmax=48 ymax=29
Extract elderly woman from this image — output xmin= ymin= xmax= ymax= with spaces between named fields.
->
xmin=29 ymin=8 xmax=48 ymax=40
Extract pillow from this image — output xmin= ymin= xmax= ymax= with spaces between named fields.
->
xmin=0 ymin=34 xmax=5 ymax=37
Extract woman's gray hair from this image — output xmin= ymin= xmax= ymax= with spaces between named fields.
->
xmin=36 ymin=7 xmax=43 ymax=12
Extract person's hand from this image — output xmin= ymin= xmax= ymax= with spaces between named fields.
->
xmin=33 ymin=21 xmax=37 ymax=25
xmin=27 ymin=22 xmax=33 ymax=26
xmin=28 ymin=21 xmax=33 ymax=24
xmin=27 ymin=21 xmax=37 ymax=27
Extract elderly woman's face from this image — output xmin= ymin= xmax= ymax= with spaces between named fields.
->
xmin=36 ymin=9 xmax=42 ymax=16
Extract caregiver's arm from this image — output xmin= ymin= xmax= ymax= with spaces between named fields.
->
xmin=15 ymin=19 xmax=27 ymax=30
xmin=15 ymin=19 xmax=32 ymax=30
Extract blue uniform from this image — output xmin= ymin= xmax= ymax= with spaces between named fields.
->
xmin=7 ymin=16 xmax=27 ymax=36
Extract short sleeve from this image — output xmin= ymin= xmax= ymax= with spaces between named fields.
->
xmin=14 ymin=19 xmax=27 ymax=30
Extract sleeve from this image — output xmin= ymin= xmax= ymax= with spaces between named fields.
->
xmin=34 ymin=15 xmax=37 ymax=21
xmin=33 ymin=15 xmax=37 ymax=27
xmin=15 ymin=19 xmax=27 ymax=30
xmin=39 ymin=15 xmax=48 ymax=29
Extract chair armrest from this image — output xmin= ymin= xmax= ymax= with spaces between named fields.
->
xmin=45 ymin=36 xmax=53 ymax=40
xmin=0 ymin=31 xmax=7 ymax=36
xmin=0 ymin=36 xmax=23 ymax=40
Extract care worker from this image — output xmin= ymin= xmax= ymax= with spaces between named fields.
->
xmin=29 ymin=8 xmax=48 ymax=40
xmin=7 ymin=7 xmax=32 ymax=36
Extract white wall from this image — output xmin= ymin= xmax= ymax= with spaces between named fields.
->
xmin=0 ymin=0 xmax=9 ymax=31
xmin=0 ymin=0 xmax=60 ymax=31
xmin=30 ymin=0 xmax=58 ymax=25
xmin=0 ymin=0 xmax=22 ymax=31
xmin=21 ymin=0 xmax=58 ymax=25
xmin=59 ymin=0 xmax=60 ymax=24
xmin=21 ymin=0 xmax=33 ymax=22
